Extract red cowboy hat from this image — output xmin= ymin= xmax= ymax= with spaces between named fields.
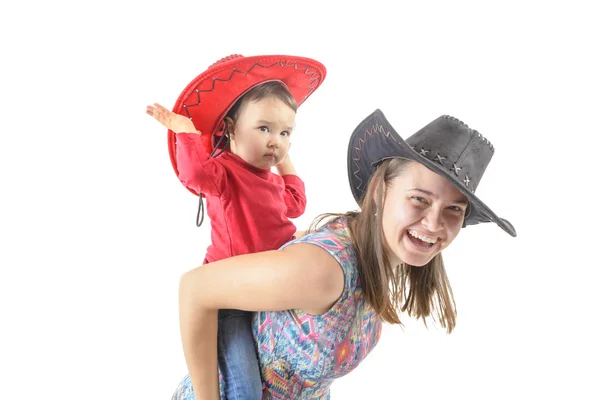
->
xmin=167 ymin=54 xmax=327 ymax=196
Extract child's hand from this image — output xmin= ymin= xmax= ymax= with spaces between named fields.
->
xmin=146 ymin=103 xmax=201 ymax=135
xmin=276 ymin=154 xmax=297 ymax=175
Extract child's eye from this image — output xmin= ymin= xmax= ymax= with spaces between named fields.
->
xmin=280 ymin=131 xmax=290 ymax=137
xmin=258 ymin=126 xmax=269 ymax=132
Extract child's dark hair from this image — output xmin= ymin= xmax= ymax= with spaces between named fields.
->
xmin=226 ymin=81 xmax=298 ymax=122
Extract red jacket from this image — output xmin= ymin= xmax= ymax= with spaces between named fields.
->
xmin=175 ymin=133 xmax=306 ymax=263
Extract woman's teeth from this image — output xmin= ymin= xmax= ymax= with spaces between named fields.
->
xmin=408 ymin=230 xmax=438 ymax=244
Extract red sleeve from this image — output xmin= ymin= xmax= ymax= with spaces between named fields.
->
xmin=281 ymin=174 xmax=307 ymax=218
xmin=175 ymin=133 xmax=226 ymax=196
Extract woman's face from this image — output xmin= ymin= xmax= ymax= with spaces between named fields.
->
xmin=381 ymin=162 xmax=468 ymax=267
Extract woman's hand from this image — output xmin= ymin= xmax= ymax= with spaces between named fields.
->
xmin=146 ymin=103 xmax=200 ymax=135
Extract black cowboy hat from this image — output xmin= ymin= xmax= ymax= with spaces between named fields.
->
xmin=347 ymin=109 xmax=516 ymax=237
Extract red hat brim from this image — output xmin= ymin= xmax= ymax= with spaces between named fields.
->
xmin=167 ymin=54 xmax=327 ymax=196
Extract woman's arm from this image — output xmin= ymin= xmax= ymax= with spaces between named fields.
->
xmin=179 ymin=243 xmax=344 ymax=400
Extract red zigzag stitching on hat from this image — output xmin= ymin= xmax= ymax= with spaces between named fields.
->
xmin=182 ymin=61 xmax=322 ymax=119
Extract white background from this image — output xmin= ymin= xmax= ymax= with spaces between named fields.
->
xmin=1 ymin=0 xmax=598 ymax=399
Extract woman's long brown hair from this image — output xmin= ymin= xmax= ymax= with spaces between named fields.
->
xmin=310 ymin=158 xmax=457 ymax=333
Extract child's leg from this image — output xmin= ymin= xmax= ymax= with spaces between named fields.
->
xmin=217 ymin=309 xmax=263 ymax=400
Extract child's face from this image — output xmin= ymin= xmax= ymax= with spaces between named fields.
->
xmin=229 ymin=96 xmax=295 ymax=170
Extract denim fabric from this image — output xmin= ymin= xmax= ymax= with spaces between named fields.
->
xmin=217 ymin=309 xmax=262 ymax=400
xmin=171 ymin=309 xmax=262 ymax=400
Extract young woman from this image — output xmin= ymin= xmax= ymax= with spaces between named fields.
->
xmin=173 ymin=109 xmax=517 ymax=399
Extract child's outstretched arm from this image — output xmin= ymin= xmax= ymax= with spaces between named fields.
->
xmin=276 ymin=155 xmax=307 ymax=218
xmin=147 ymin=103 xmax=199 ymax=134
xmin=178 ymin=243 xmax=344 ymax=400
xmin=147 ymin=103 xmax=226 ymax=196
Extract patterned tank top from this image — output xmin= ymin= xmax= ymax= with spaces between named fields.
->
xmin=253 ymin=218 xmax=382 ymax=399
xmin=171 ymin=218 xmax=382 ymax=399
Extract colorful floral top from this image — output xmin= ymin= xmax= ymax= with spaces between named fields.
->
xmin=172 ymin=218 xmax=382 ymax=399
xmin=253 ymin=218 xmax=382 ymax=399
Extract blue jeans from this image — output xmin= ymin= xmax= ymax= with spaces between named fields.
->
xmin=217 ymin=309 xmax=262 ymax=400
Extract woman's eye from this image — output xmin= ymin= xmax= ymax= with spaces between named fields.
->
xmin=448 ymin=205 xmax=465 ymax=213
xmin=411 ymin=196 xmax=428 ymax=204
